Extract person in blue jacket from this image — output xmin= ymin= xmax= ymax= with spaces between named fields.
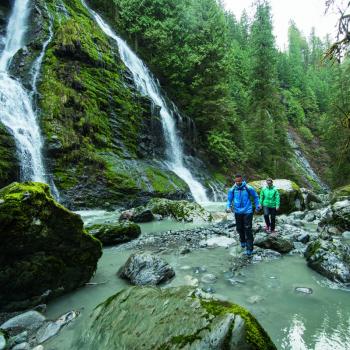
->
xmin=226 ymin=174 xmax=261 ymax=256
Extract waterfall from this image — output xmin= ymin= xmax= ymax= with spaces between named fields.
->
xmin=81 ymin=0 xmax=209 ymax=203
xmin=288 ymin=132 xmax=329 ymax=192
xmin=0 ymin=0 xmax=52 ymax=188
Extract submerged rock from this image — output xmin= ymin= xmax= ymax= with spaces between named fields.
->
xmin=86 ymin=221 xmax=141 ymax=245
xmin=0 ymin=182 xmax=102 ymax=311
xmin=118 ymin=253 xmax=175 ymax=285
xmin=77 ymin=286 xmax=276 ymax=349
xmin=249 ymin=179 xmax=304 ymax=214
xmin=294 ymin=287 xmax=313 ymax=295
xmin=0 ymin=311 xmax=45 ymax=331
xmin=305 ymin=239 xmax=350 ymax=283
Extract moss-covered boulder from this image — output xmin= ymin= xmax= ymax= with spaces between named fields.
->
xmin=0 ymin=182 xmax=102 ymax=311
xmin=78 ymin=286 xmax=276 ymax=349
xmin=249 ymin=179 xmax=304 ymax=214
xmin=331 ymin=184 xmax=350 ymax=203
xmin=146 ymin=198 xmax=212 ymax=222
xmin=86 ymin=221 xmax=141 ymax=246
xmin=305 ymin=239 xmax=350 ymax=283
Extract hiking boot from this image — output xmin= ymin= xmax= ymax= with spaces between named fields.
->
xmin=270 ymin=230 xmax=278 ymax=237
xmin=264 ymin=226 xmax=271 ymax=233
xmin=240 ymin=242 xmax=247 ymax=248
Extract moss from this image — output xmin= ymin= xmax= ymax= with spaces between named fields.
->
xmin=201 ymin=299 xmax=276 ymax=350
xmin=0 ymin=181 xmax=102 ymax=311
xmin=0 ymin=123 xmax=19 ymax=188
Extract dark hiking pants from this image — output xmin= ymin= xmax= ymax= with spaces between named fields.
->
xmin=235 ymin=213 xmax=254 ymax=250
xmin=263 ymin=207 xmax=277 ymax=231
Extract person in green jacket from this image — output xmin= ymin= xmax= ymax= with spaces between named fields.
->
xmin=260 ymin=178 xmax=280 ymax=234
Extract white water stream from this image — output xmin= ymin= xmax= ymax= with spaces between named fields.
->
xmin=81 ymin=0 xmax=209 ymax=203
xmin=0 ymin=0 xmax=46 ymax=183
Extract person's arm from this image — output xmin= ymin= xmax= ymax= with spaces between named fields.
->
xmin=275 ymin=189 xmax=280 ymax=209
xmin=226 ymin=188 xmax=234 ymax=212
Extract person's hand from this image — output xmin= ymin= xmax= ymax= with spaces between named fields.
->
xmin=276 ymin=207 xmax=279 ymax=212
xmin=257 ymin=205 xmax=262 ymax=211
xmin=225 ymin=208 xmax=231 ymax=213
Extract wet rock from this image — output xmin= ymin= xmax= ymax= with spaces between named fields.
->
xmin=296 ymin=233 xmax=310 ymax=244
xmin=319 ymin=200 xmax=350 ymax=231
xmin=295 ymin=287 xmax=313 ymax=294
xmin=301 ymin=188 xmax=322 ymax=210
xmin=86 ymin=221 xmax=141 ymax=246
xmin=145 ymin=198 xmax=212 ymax=222
xmin=119 ymin=207 xmax=154 ymax=223
xmin=0 ymin=182 xmax=102 ymax=311
xmin=0 ymin=311 xmax=45 ymax=331
xmin=0 ymin=330 xmax=7 ymax=350
xmin=35 ymin=310 xmax=79 ymax=343
xmin=254 ymin=234 xmax=294 ymax=253
xmin=118 ymin=253 xmax=175 ymax=285
xmin=305 ymin=239 xmax=350 ymax=283
xmin=180 ymin=247 xmax=191 ymax=255
xmin=183 ymin=275 xmax=199 ymax=287
xmin=12 ymin=343 xmax=30 ymax=350
xmin=193 ymin=266 xmax=207 ymax=274
xmin=77 ymin=286 xmax=277 ymax=349
xmin=201 ymin=236 xmax=236 ymax=248
xmin=331 ymin=183 xmax=350 ymax=203
xmin=202 ymin=286 xmax=216 ymax=294
xmin=342 ymin=231 xmax=350 ymax=240
xmin=201 ymin=274 xmax=218 ymax=284
xmin=7 ymin=331 xmax=28 ymax=348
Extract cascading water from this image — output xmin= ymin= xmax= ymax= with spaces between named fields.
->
xmin=81 ymin=0 xmax=209 ymax=203
xmin=288 ymin=132 xmax=329 ymax=192
xmin=0 ymin=0 xmax=54 ymax=190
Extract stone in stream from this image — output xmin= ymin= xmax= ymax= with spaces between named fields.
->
xmin=0 ymin=330 xmax=7 ymax=350
xmin=77 ymin=286 xmax=277 ymax=349
xmin=305 ymin=239 xmax=350 ymax=283
xmin=119 ymin=207 xmax=154 ymax=223
xmin=118 ymin=253 xmax=175 ymax=285
xmin=295 ymin=287 xmax=313 ymax=295
xmin=85 ymin=221 xmax=141 ymax=246
xmin=254 ymin=234 xmax=294 ymax=254
xmin=0 ymin=182 xmax=102 ymax=311
xmin=0 ymin=311 xmax=45 ymax=331
xmin=201 ymin=273 xmax=218 ymax=284
xmin=35 ymin=310 xmax=80 ymax=343
xmin=11 ymin=343 xmax=30 ymax=350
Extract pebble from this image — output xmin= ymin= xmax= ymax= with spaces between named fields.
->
xmin=295 ymin=287 xmax=313 ymax=294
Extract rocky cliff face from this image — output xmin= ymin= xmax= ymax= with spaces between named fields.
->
xmin=0 ymin=0 xmax=194 ymax=209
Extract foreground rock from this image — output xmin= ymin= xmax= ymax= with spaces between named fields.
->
xmin=319 ymin=199 xmax=350 ymax=232
xmin=249 ymin=179 xmax=304 ymax=214
xmin=254 ymin=234 xmax=294 ymax=253
xmin=0 ymin=182 xmax=102 ymax=311
xmin=118 ymin=253 xmax=175 ymax=285
xmin=86 ymin=221 xmax=141 ymax=245
xmin=305 ymin=239 xmax=350 ymax=283
xmin=145 ymin=198 xmax=212 ymax=222
xmin=78 ymin=287 xmax=276 ymax=349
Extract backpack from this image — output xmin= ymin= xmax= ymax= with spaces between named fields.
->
xmin=231 ymin=184 xmax=256 ymax=206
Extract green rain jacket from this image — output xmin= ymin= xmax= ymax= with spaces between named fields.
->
xmin=260 ymin=186 xmax=280 ymax=208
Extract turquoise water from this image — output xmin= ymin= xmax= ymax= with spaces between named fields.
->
xmin=45 ymin=208 xmax=350 ymax=349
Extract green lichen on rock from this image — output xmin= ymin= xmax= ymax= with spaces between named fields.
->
xmin=146 ymin=198 xmax=212 ymax=222
xmin=86 ymin=221 xmax=141 ymax=245
xmin=0 ymin=123 xmax=19 ymax=188
xmin=0 ymin=181 xmax=102 ymax=311
xmin=77 ymin=286 xmax=276 ymax=350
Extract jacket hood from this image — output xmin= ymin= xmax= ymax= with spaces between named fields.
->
xmin=237 ymin=181 xmax=247 ymax=188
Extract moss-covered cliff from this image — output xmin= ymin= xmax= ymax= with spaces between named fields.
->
xmin=5 ymin=0 xmax=190 ymax=209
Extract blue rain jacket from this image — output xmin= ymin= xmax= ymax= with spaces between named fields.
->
xmin=226 ymin=181 xmax=260 ymax=214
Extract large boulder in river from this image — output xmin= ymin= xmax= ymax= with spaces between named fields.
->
xmin=319 ymin=199 xmax=350 ymax=231
xmin=86 ymin=221 xmax=141 ymax=245
xmin=249 ymin=179 xmax=304 ymax=214
xmin=145 ymin=198 xmax=212 ymax=222
xmin=118 ymin=253 xmax=175 ymax=285
xmin=305 ymin=239 xmax=350 ymax=283
xmin=0 ymin=182 xmax=102 ymax=311
xmin=77 ymin=286 xmax=276 ymax=350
